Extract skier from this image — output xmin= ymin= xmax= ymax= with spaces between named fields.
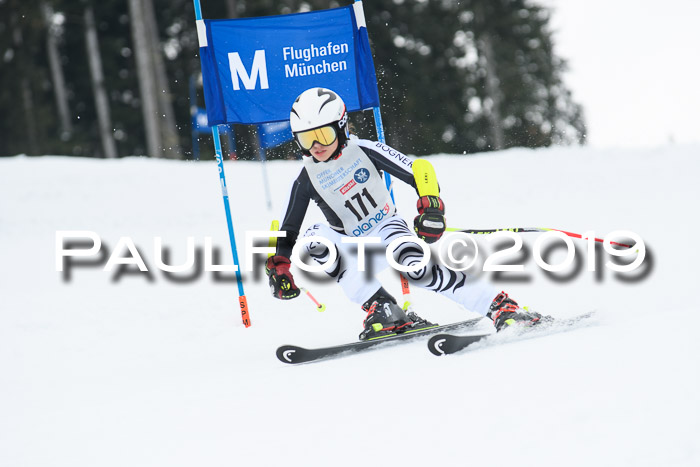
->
xmin=265 ymin=87 xmax=544 ymax=340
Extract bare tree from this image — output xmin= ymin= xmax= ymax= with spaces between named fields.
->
xmin=478 ymin=32 xmax=505 ymax=151
xmin=127 ymin=0 xmax=161 ymax=157
xmin=84 ymin=5 xmax=118 ymax=158
xmin=143 ymin=0 xmax=181 ymax=158
xmin=225 ymin=0 xmax=238 ymax=17
xmin=474 ymin=3 xmax=504 ymax=151
xmin=10 ymin=15 xmax=40 ymax=155
xmin=42 ymin=2 xmax=72 ymax=140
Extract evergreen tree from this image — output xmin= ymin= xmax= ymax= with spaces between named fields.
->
xmin=0 ymin=0 xmax=584 ymax=158
xmin=361 ymin=0 xmax=585 ymax=154
xmin=464 ymin=0 xmax=586 ymax=149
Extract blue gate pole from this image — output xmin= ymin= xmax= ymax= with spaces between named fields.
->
xmin=372 ymin=106 xmax=394 ymax=200
xmin=193 ymin=0 xmax=251 ymax=327
xmin=188 ymin=75 xmax=200 ymax=161
xmin=256 ymin=129 xmax=274 ymax=211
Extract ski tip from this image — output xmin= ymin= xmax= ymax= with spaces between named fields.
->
xmin=428 ymin=334 xmax=450 ymax=356
xmin=277 ymin=345 xmax=303 ymax=364
xmin=427 ymin=332 xmax=490 ymax=356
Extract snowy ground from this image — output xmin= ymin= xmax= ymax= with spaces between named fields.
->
xmin=1 ymin=144 xmax=698 ymax=466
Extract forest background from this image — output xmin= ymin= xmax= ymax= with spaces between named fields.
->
xmin=0 ymin=0 xmax=585 ymax=160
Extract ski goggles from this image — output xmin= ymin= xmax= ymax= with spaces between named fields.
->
xmin=294 ymin=125 xmax=338 ymax=150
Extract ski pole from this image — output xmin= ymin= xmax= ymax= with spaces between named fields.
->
xmin=269 ymin=220 xmax=326 ymax=312
xmin=301 ymin=287 xmax=326 ymax=312
xmin=399 ymin=273 xmax=412 ymax=311
xmin=445 ymin=227 xmax=633 ymax=248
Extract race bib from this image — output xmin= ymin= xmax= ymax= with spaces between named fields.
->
xmin=304 ymin=143 xmax=395 ymax=236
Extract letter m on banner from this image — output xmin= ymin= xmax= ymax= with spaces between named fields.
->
xmin=196 ymin=2 xmax=380 ymax=125
xmin=229 ymin=50 xmax=269 ymax=91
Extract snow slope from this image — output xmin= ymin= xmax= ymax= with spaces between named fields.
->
xmin=1 ymin=145 xmax=698 ymax=467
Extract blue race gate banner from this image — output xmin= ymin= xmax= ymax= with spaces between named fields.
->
xmin=192 ymin=107 xmax=211 ymax=134
xmin=258 ymin=121 xmax=293 ymax=149
xmin=197 ymin=4 xmax=379 ymax=125
xmin=191 ymin=107 xmax=233 ymax=135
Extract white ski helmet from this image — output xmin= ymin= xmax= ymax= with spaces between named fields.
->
xmin=290 ymin=87 xmax=349 ymax=156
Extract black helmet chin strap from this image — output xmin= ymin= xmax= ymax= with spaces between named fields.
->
xmin=328 ymin=122 xmax=349 ymax=160
xmin=328 ymin=139 xmax=347 ymax=161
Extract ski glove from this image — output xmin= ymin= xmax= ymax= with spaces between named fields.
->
xmin=266 ymin=255 xmax=301 ymax=300
xmin=414 ymin=195 xmax=446 ymax=244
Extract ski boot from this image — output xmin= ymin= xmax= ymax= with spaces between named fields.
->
xmin=487 ymin=291 xmax=548 ymax=331
xmin=359 ymin=288 xmax=413 ymax=340
xmin=404 ymin=305 xmax=436 ymax=330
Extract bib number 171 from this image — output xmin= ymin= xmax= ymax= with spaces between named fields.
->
xmin=344 ymin=188 xmax=377 ymax=221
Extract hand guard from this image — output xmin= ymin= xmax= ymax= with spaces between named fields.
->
xmin=265 ymin=256 xmax=300 ymax=300
xmin=414 ymin=195 xmax=446 ymax=244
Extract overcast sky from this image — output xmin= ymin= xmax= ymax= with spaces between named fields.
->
xmin=539 ymin=0 xmax=700 ymax=148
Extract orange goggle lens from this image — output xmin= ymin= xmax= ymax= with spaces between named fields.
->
xmin=295 ymin=126 xmax=338 ymax=150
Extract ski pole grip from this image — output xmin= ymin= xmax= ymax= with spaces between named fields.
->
xmin=412 ymin=159 xmax=440 ymax=197
xmin=268 ymin=220 xmax=280 ymax=257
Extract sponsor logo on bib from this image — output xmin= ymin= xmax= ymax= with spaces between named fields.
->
xmin=351 ymin=203 xmax=391 ymax=236
xmin=340 ymin=179 xmax=357 ymax=194
xmin=353 ymin=168 xmax=370 ymax=183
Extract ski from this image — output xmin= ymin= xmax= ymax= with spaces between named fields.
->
xmin=277 ymin=316 xmax=485 ymax=364
xmin=428 ymin=311 xmax=597 ymax=356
